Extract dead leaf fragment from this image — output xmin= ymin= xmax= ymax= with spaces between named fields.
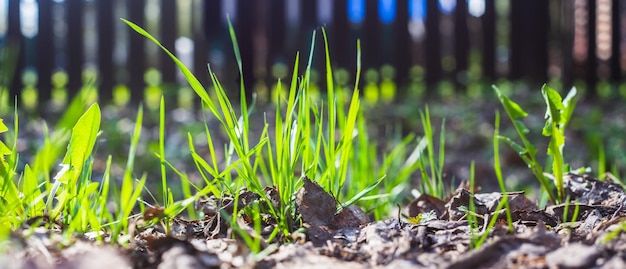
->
xmin=296 ymin=176 xmax=337 ymax=226
xmin=333 ymin=205 xmax=370 ymax=228
xmin=406 ymin=193 xmax=446 ymax=218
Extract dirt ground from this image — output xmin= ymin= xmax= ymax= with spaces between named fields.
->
xmin=3 ymin=173 xmax=626 ymax=269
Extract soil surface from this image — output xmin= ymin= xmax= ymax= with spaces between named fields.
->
xmin=3 ymin=173 xmax=626 ymax=269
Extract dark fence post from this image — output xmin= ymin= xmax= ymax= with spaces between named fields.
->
xmin=8 ymin=0 xmax=24 ymax=101
xmin=237 ymin=0 xmax=255 ymax=99
xmin=37 ymin=0 xmax=54 ymax=105
xmin=454 ymin=0 xmax=469 ymax=87
xmin=268 ymin=0 xmax=286 ymax=67
xmin=97 ymin=0 xmax=114 ymax=102
xmin=66 ymin=0 xmax=84 ymax=99
xmin=160 ymin=0 xmax=177 ymax=88
xmin=197 ymin=0 xmax=218 ymax=89
xmin=363 ymin=0 xmax=379 ymax=71
xmin=302 ymin=0 xmax=322 ymax=79
xmin=586 ymin=0 xmax=597 ymax=93
xmin=393 ymin=0 xmax=410 ymax=93
xmin=301 ymin=0 xmax=318 ymax=44
xmin=610 ymin=0 xmax=621 ymax=82
xmin=482 ymin=0 xmax=495 ymax=81
xmin=333 ymin=0 xmax=351 ymax=72
xmin=127 ymin=0 xmax=146 ymax=102
xmin=510 ymin=0 xmax=548 ymax=83
xmin=561 ymin=0 xmax=574 ymax=90
xmin=425 ymin=0 xmax=442 ymax=86
xmin=254 ymin=0 xmax=269 ymax=88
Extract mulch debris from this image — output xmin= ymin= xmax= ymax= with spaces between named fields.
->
xmin=3 ymin=173 xmax=626 ymax=268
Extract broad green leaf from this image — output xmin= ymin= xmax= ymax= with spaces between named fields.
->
xmin=493 ymin=85 xmax=528 ymax=119
xmin=0 ymin=119 xmax=7 ymax=133
xmin=561 ymin=87 xmax=578 ymax=130
xmin=22 ymin=165 xmax=42 ymax=204
xmin=62 ymin=103 xmax=101 ymax=182
xmin=0 ymin=119 xmax=9 ymax=157
xmin=512 ymin=119 xmax=529 ymax=135
xmin=542 ymin=120 xmax=553 ymax=136
xmin=541 ymin=85 xmax=565 ymax=136
xmin=0 ymin=142 xmax=9 ymax=156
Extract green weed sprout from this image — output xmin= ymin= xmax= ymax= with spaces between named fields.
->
xmin=493 ymin=84 xmax=578 ymax=204
xmin=542 ymin=85 xmax=578 ymax=202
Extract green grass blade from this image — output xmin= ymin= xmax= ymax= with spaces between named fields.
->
xmin=340 ymin=175 xmax=385 ymax=211
xmin=226 ymin=17 xmax=250 ymax=152
xmin=493 ymin=111 xmax=514 ymax=232
xmin=122 ymin=19 xmax=217 ymax=115
xmin=321 ymin=28 xmax=337 ymax=194
xmin=159 ymin=96 xmax=168 ymax=208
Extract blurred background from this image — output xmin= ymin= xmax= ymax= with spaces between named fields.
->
xmin=0 ymin=0 xmax=623 ymax=108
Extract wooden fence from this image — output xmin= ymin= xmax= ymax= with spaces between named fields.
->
xmin=1 ymin=0 xmax=624 ymax=106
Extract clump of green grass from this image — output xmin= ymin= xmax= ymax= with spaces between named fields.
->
xmin=417 ymin=106 xmax=446 ymax=198
xmin=123 ymin=18 xmax=428 ymax=247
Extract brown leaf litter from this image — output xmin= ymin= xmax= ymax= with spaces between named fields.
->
xmin=3 ymin=173 xmax=626 ymax=268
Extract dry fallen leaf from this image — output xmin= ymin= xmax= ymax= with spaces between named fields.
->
xmin=296 ymin=176 xmax=337 ymax=226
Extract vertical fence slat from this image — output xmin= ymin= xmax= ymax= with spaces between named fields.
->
xmin=510 ymin=0 xmax=548 ymax=83
xmin=268 ymin=0 xmax=286 ymax=67
xmin=610 ymin=0 xmax=621 ymax=81
xmin=482 ymin=0 xmax=496 ymax=81
xmin=37 ymin=0 xmax=54 ymax=105
xmin=394 ymin=0 xmax=410 ymax=90
xmin=237 ymin=0 xmax=255 ymax=99
xmin=561 ymin=0 xmax=574 ymax=90
xmin=302 ymin=0 xmax=323 ymax=77
xmin=509 ymin=0 xmax=522 ymax=80
xmin=425 ymin=0 xmax=442 ymax=86
xmin=301 ymin=0 xmax=317 ymax=39
xmin=587 ymin=0 xmax=597 ymax=92
xmin=254 ymin=0 xmax=269 ymax=87
xmin=332 ymin=0 xmax=350 ymax=72
xmin=454 ymin=0 xmax=469 ymax=86
xmin=97 ymin=0 xmax=114 ymax=101
xmin=8 ymin=0 xmax=24 ymax=101
xmin=195 ymin=0 xmax=217 ymax=89
xmin=363 ymin=0 xmax=379 ymax=70
xmin=161 ymin=0 xmax=177 ymax=87
xmin=66 ymin=0 xmax=84 ymax=98
xmin=127 ymin=0 xmax=146 ymax=102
